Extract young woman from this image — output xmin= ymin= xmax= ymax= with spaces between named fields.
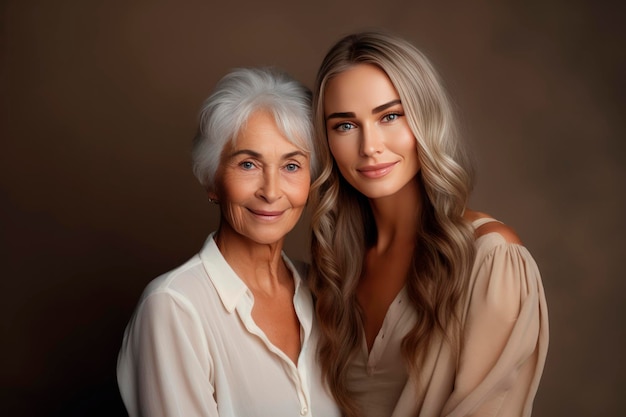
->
xmin=309 ymin=31 xmax=548 ymax=417
xmin=117 ymin=67 xmax=339 ymax=417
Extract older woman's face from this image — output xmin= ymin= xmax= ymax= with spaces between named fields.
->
xmin=214 ymin=111 xmax=311 ymax=246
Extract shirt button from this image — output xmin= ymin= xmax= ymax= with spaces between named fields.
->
xmin=300 ymin=407 xmax=308 ymax=415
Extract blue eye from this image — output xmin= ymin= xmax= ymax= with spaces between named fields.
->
xmin=285 ymin=163 xmax=299 ymax=172
xmin=240 ymin=161 xmax=255 ymax=170
xmin=335 ymin=122 xmax=355 ymax=132
xmin=382 ymin=113 xmax=401 ymax=122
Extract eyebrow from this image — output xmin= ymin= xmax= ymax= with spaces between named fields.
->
xmin=372 ymin=99 xmax=401 ymax=114
xmin=325 ymin=99 xmax=402 ymax=121
xmin=228 ymin=149 xmax=308 ymax=159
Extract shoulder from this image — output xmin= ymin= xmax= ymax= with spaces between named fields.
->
xmin=475 ymin=221 xmax=522 ymax=245
xmin=142 ymin=255 xmax=204 ymax=297
xmin=463 ymin=211 xmax=542 ymax=311
xmin=463 ymin=210 xmax=542 ymax=300
xmin=132 ymin=254 xmax=213 ymax=319
xmin=464 ymin=209 xmax=523 ymax=245
xmin=125 ymin=260 xmax=214 ymax=345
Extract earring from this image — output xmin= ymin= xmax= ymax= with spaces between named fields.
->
xmin=208 ymin=197 xmax=219 ymax=204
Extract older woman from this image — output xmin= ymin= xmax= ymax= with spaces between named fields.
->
xmin=117 ymin=67 xmax=339 ymax=417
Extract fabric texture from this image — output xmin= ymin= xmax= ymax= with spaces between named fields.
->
xmin=117 ymin=233 xmax=340 ymax=417
xmin=347 ymin=217 xmax=549 ymax=417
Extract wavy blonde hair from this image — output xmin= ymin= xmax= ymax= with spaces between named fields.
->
xmin=309 ymin=31 xmax=476 ymax=416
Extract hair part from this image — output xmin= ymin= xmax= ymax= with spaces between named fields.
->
xmin=309 ymin=30 xmax=476 ymax=416
xmin=192 ymin=67 xmax=315 ymax=192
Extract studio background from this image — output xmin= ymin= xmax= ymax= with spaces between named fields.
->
xmin=2 ymin=1 xmax=624 ymax=416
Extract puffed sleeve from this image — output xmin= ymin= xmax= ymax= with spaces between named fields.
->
xmin=117 ymin=289 xmax=218 ymax=417
xmin=442 ymin=239 xmax=549 ymax=417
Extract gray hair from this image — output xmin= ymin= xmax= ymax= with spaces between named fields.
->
xmin=192 ymin=67 xmax=315 ymax=191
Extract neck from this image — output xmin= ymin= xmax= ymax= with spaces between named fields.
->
xmin=368 ymin=177 xmax=422 ymax=253
xmin=214 ymin=223 xmax=289 ymax=295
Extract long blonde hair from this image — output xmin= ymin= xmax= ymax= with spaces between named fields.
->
xmin=309 ymin=31 xmax=476 ymax=416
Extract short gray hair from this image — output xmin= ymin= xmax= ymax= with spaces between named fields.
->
xmin=192 ymin=67 xmax=315 ymax=191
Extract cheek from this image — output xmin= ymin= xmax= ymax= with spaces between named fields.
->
xmin=218 ymin=170 xmax=254 ymax=201
xmin=220 ymin=202 xmax=248 ymax=233
xmin=220 ymin=182 xmax=249 ymax=203
xmin=287 ymin=175 xmax=311 ymax=207
xmin=328 ymin=138 xmax=354 ymax=168
xmin=392 ymin=127 xmax=419 ymax=157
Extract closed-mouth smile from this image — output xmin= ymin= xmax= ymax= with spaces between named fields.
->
xmin=357 ymin=162 xmax=398 ymax=178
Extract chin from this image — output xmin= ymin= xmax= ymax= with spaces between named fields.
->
xmin=245 ymin=229 xmax=292 ymax=246
xmin=359 ymin=187 xmax=401 ymax=200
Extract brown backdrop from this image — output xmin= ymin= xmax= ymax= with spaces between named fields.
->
xmin=2 ymin=0 xmax=624 ymax=415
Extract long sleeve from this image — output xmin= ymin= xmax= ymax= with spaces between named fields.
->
xmin=442 ymin=239 xmax=549 ymax=417
xmin=117 ymin=289 xmax=218 ymax=417
xmin=117 ymin=241 xmax=340 ymax=417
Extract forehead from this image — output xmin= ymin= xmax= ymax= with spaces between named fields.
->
xmin=324 ymin=64 xmax=400 ymax=112
xmin=228 ymin=111 xmax=305 ymax=154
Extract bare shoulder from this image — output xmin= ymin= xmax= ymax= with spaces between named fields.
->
xmin=464 ymin=209 xmax=523 ymax=245
xmin=476 ymin=221 xmax=523 ymax=244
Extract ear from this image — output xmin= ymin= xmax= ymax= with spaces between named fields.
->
xmin=206 ymin=188 xmax=220 ymax=203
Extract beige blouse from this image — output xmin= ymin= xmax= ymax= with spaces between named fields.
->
xmin=347 ymin=218 xmax=549 ymax=417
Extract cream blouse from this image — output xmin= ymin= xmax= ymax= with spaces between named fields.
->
xmin=347 ymin=218 xmax=549 ymax=417
xmin=117 ymin=233 xmax=340 ymax=417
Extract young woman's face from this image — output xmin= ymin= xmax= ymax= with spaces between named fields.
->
xmin=213 ymin=111 xmax=311 ymax=245
xmin=323 ymin=64 xmax=420 ymax=200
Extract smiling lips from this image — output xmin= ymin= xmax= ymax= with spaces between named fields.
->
xmin=357 ymin=162 xmax=398 ymax=179
xmin=248 ymin=209 xmax=285 ymax=220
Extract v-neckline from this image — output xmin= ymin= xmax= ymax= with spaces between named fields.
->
xmin=360 ymin=286 xmax=407 ymax=361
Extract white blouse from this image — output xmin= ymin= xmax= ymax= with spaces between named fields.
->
xmin=117 ymin=233 xmax=340 ymax=417
xmin=347 ymin=218 xmax=549 ymax=416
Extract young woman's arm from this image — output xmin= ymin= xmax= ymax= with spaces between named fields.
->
xmin=443 ymin=226 xmax=549 ymax=417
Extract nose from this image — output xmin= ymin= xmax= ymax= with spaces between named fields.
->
xmin=256 ymin=168 xmax=282 ymax=203
xmin=360 ymin=125 xmax=384 ymax=157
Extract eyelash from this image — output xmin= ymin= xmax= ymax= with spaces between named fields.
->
xmin=334 ymin=122 xmax=356 ymax=132
xmin=332 ymin=111 xmax=403 ymax=132
xmin=239 ymin=161 xmax=256 ymax=170
xmin=239 ymin=161 xmax=301 ymax=172
xmin=382 ymin=112 xmax=402 ymax=122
